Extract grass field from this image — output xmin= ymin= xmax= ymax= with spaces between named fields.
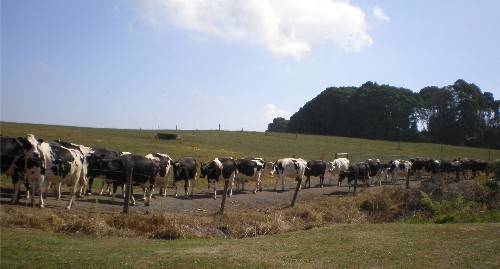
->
xmin=1 ymin=121 xmax=498 ymax=163
xmin=1 ymin=121 xmax=499 ymax=268
xmin=2 ymin=223 xmax=499 ymax=268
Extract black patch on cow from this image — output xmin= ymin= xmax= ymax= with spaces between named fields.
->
xmin=235 ymin=159 xmax=257 ymax=177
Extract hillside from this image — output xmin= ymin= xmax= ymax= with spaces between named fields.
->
xmin=1 ymin=121 xmax=498 ymax=163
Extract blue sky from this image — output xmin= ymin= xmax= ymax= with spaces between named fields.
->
xmin=1 ymin=0 xmax=499 ymax=132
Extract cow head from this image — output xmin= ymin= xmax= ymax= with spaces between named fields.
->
xmin=199 ymin=163 xmax=208 ymax=178
xmin=269 ymin=161 xmax=278 ymax=175
xmin=23 ymin=134 xmax=45 ymax=182
xmin=338 ymin=171 xmax=349 ymax=184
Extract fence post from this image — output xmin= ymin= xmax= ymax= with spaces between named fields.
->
xmin=123 ymin=166 xmax=133 ymax=214
xmin=291 ymin=178 xmax=302 ymax=206
xmin=353 ymin=176 xmax=358 ymax=195
xmin=219 ymin=180 xmax=229 ymax=214
xmin=406 ymin=169 xmax=410 ymax=189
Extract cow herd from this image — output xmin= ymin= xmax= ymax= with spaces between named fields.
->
xmin=0 ymin=134 xmax=491 ymax=210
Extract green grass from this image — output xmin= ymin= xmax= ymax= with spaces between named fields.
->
xmin=2 ymin=223 xmax=499 ymax=268
xmin=1 ymin=121 xmax=498 ymax=163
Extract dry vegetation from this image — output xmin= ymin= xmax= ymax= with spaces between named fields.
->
xmin=1 ymin=177 xmax=498 ymax=240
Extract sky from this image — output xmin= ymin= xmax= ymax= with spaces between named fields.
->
xmin=1 ymin=0 xmax=499 ymax=132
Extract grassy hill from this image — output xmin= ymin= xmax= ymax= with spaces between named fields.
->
xmin=1 ymin=121 xmax=498 ymax=163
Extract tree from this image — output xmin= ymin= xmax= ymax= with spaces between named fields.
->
xmin=267 ymin=117 xmax=289 ymax=133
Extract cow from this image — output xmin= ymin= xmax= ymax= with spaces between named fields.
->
xmin=1 ymin=136 xmax=29 ymax=204
xmin=328 ymin=158 xmax=350 ymax=186
xmin=338 ymin=162 xmax=371 ymax=194
xmin=145 ymin=153 xmax=173 ymax=197
xmin=386 ymin=159 xmax=412 ymax=183
xmin=200 ymin=157 xmax=237 ymax=199
xmin=439 ymin=159 xmax=455 ymax=180
xmin=471 ymin=159 xmax=488 ymax=178
xmin=269 ymin=158 xmax=307 ymax=191
xmin=172 ymin=157 xmax=197 ymax=197
xmin=94 ymin=154 xmax=159 ymax=206
xmin=234 ymin=158 xmax=266 ymax=193
xmin=304 ymin=160 xmax=326 ymax=188
xmin=86 ymin=148 xmax=129 ymax=196
xmin=409 ymin=157 xmax=427 ymax=180
xmin=424 ymin=159 xmax=441 ymax=179
xmin=366 ymin=159 xmax=385 ymax=186
xmin=48 ymin=140 xmax=92 ymax=198
xmin=23 ymin=134 xmax=86 ymax=209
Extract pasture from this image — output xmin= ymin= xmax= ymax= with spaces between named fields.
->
xmin=1 ymin=121 xmax=499 ymax=268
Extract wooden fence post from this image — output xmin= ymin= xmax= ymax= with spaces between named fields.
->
xmin=353 ymin=177 xmax=358 ymax=195
xmin=291 ymin=178 xmax=302 ymax=207
xmin=219 ymin=180 xmax=229 ymax=214
xmin=406 ymin=169 xmax=410 ymax=189
xmin=123 ymin=166 xmax=133 ymax=214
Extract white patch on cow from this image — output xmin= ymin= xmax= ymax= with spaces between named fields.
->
xmin=330 ymin=158 xmax=350 ymax=186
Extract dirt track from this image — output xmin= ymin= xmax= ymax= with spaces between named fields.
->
xmin=0 ymin=177 xmax=416 ymax=215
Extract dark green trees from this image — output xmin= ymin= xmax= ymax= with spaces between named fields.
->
xmin=268 ymin=80 xmax=498 ymax=148
xmin=267 ymin=117 xmax=289 ymax=133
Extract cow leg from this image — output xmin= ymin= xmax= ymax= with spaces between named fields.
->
xmin=184 ymin=180 xmax=189 ymax=197
xmin=98 ymin=179 xmax=106 ymax=195
xmin=11 ymin=173 xmax=23 ymax=204
xmin=174 ymin=180 xmax=179 ymax=197
xmin=130 ymin=187 xmax=136 ymax=206
xmin=214 ymin=180 xmax=218 ymax=199
xmin=145 ymin=183 xmax=153 ymax=206
xmin=206 ymin=180 xmax=210 ymax=196
xmin=86 ymin=177 xmax=94 ymax=195
xmin=37 ymin=179 xmax=45 ymax=208
xmin=111 ymin=182 xmax=119 ymax=202
xmin=66 ymin=185 xmax=76 ymax=210
xmin=228 ymin=178 xmax=233 ymax=197
xmin=56 ymin=183 xmax=61 ymax=200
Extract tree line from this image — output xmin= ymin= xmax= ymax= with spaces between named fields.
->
xmin=267 ymin=80 xmax=499 ymax=149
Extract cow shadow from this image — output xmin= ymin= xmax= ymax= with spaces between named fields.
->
xmin=325 ymin=190 xmax=351 ymax=196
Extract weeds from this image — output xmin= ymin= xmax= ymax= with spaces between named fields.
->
xmin=1 ymin=178 xmax=498 ymax=240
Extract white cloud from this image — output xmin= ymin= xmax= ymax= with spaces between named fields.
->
xmin=132 ymin=0 xmax=373 ymax=60
xmin=373 ymin=6 xmax=390 ymax=22
xmin=264 ymin=104 xmax=293 ymax=122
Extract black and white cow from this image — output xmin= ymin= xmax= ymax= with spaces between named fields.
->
xmin=339 ymin=162 xmax=371 ymax=194
xmin=48 ymin=140 xmax=92 ymax=198
xmin=200 ymin=157 xmax=237 ymax=199
xmin=424 ymin=159 xmax=441 ymax=179
xmin=366 ymin=159 xmax=385 ymax=186
xmin=172 ymin=157 xmax=198 ymax=197
xmin=386 ymin=159 xmax=412 ymax=183
xmin=409 ymin=157 xmax=427 ymax=180
xmin=1 ymin=136 xmax=29 ymax=204
xmin=234 ymin=158 xmax=266 ymax=193
xmin=269 ymin=158 xmax=307 ymax=191
xmin=328 ymin=157 xmax=350 ymax=186
xmin=471 ymin=159 xmax=488 ymax=178
xmin=145 ymin=153 xmax=173 ymax=197
xmin=304 ymin=160 xmax=326 ymax=188
xmin=94 ymin=154 xmax=159 ymax=206
xmin=86 ymin=148 xmax=130 ymax=196
xmin=23 ymin=134 xmax=86 ymax=209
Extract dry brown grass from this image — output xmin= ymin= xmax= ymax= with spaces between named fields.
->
xmin=1 ymin=179 xmax=498 ymax=239
xmin=0 ymin=194 xmax=368 ymax=239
